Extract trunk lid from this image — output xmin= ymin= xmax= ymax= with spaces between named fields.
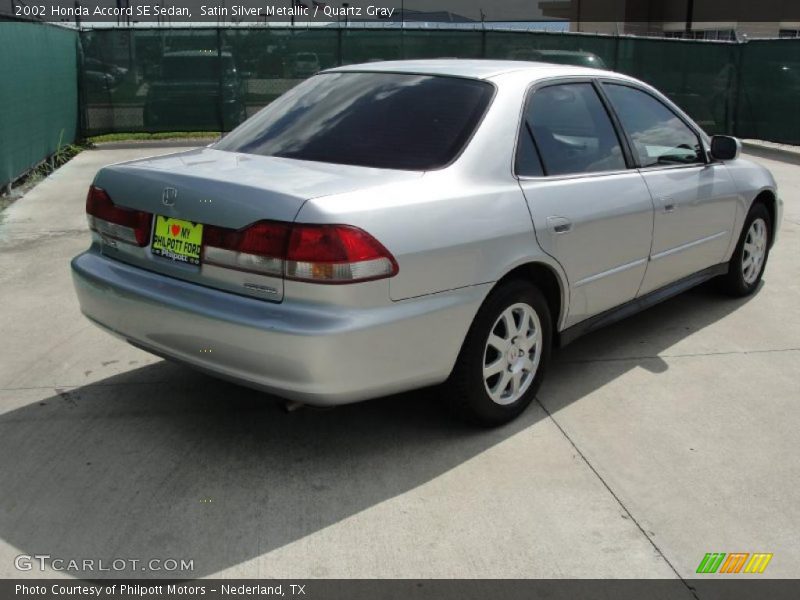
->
xmin=92 ymin=147 xmax=421 ymax=301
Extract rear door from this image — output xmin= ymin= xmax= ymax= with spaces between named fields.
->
xmin=516 ymin=79 xmax=655 ymax=328
xmin=600 ymin=82 xmax=738 ymax=295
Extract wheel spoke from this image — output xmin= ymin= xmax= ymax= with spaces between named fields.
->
xmin=483 ymin=357 xmax=505 ymax=378
xmin=487 ymin=334 xmax=508 ymax=353
xmin=522 ymin=319 xmax=536 ymax=340
xmin=502 ymin=308 xmax=519 ymax=338
xmin=492 ymin=371 xmax=511 ymax=399
xmin=522 ymin=312 xmax=535 ymax=336
xmin=511 ymin=371 xmax=523 ymax=396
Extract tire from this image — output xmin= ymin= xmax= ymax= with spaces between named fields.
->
xmin=718 ymin=202 xmax=772 ymax=297
xmin=445 ymin=280 xmax=552 ymax=427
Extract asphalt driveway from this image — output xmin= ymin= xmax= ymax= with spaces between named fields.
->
xmin=0 ymin=146 xmax=798 ymax=581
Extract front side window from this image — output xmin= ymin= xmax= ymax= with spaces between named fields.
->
xmin=603 ymin=84 xmax=705 ymax=167
xmin=517 ymin=82 xmax=626 ymax=177
xmin=215 ymin=72 xmax=494 ymax=171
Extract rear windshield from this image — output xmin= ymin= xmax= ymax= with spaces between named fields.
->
xmin=214 ymin=72 xmax=494 ymax=170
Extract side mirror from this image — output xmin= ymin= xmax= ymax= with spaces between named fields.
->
xmin=710 ymin=135 xmax=741 ymax=161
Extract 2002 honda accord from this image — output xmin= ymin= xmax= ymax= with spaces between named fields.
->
xmin=72 ymin=60 xmax=782 ymax=425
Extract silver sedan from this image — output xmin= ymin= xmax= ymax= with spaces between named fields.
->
xmin=71 ymin=60 xmax=782 ymax=425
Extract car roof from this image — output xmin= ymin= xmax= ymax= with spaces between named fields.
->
xmin=326 ymin=59 xmax=617 ymax=81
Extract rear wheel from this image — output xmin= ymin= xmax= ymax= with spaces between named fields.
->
xmin=445 ymin=280 xmax=552 ymax=426
xmin=719 ymin=202 xmax=772 ymax=297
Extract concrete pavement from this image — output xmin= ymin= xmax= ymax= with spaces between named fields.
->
xmin=0 ymin=146 xmax=797 ymax=582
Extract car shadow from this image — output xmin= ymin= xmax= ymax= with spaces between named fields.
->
xmin=0 ymin=281 xmax=757 ymax=578
xmin=541 ymin=280 xmax=760 ymax=415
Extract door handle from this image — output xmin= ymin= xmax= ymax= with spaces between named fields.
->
xmin=659 ymin=197 xmax=676 ymax=213
xmin=547 ymin=216 xmax=572 ymax=234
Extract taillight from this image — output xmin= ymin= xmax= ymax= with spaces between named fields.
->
xmin=286 ymin=224 xmax=398 ymax=283
xmin=202 ymin=221 xmax=398 ymax=284
xmin=203 ymin=221 xmax=290 ymax=277
xmin=86 ymin=186 xmax=152 ymax=247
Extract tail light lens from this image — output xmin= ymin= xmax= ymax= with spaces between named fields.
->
xmin=86 ymin=186 xmax=152 ymax=247
xmin=203 ymin=221 xmax=398 ymax=284
xmin=203 ymin=221 xmax=290 ymax=277
xmin=84 ymin=182 xmax=397 ymax=284
xmin=286 ymin=224 xmax=398 ymax=283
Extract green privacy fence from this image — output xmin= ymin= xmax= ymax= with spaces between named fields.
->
xmin=737 ymin=39 xmax=800 ymax=143
xmin=3 ymin=23 xmax=800 ymax=190
xmin=81 ymin=27 xmax=800 ymax=144
xmin=0 ymin=21 xmax=80 ymax=190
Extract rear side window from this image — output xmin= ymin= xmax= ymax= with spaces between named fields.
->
xmin=215 ymin=72 xmax=494 ymax=171
xmin=518 ymin=83 xmax=626 ymax=177
xmin=515 ymin=121 xmax=545 ymax=177
xmin=603 ymin=84 xmax=704 ymax=167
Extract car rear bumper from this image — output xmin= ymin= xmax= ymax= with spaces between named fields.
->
xmin=71 ymin=249 xmax=488 ymax=405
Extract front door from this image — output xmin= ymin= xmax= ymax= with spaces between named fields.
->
xmin=601 ymin=83 xmax=738 ymax=294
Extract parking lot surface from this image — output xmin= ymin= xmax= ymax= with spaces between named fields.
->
xmin=0 ymin=146 xmax=798 ymax=581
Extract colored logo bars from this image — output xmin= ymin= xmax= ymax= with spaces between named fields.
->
xmin=696 ymin=552 xmax=773 ymax=574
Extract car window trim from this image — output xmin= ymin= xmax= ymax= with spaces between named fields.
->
xmin=596 ymin=78 xmax=710 ymax=170
xmin=590 ymin=79 xmax=637 ymax=168
xmin=513 ymin=76 xmax=637 ymax=181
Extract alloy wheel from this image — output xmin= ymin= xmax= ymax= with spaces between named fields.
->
xmin=482 ymin=303 xmax=542 ymax=405
xmin=742 ymin=217 xmax=768 ymax=285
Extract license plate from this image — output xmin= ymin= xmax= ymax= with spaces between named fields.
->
xmin=151 ymin=215 xmax=203 ymax=265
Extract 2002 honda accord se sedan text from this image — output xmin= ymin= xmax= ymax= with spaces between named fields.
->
xmin=71 ymin=60 xmax=782 ymax=425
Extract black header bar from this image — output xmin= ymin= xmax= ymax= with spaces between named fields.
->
xmin=4 ymin=0 xmax=800 ymax=25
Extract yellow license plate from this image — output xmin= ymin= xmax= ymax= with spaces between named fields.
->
xmin=151 ymin=215 xmax=203 ymax=265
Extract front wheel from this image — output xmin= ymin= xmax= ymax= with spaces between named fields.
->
xmin=719 ymin=202 xmax=772 ymax=297
xmin=444 ymin=280 xmax=552 ymax=426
